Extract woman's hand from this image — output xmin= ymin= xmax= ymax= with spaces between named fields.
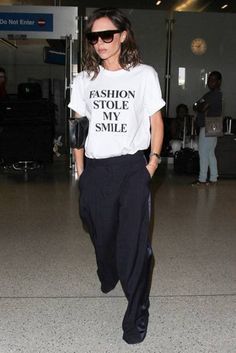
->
xmin=78 ymin=170 xmax=84 ymax=178
xmin=146 ymin=160 xmax=158 ymax=178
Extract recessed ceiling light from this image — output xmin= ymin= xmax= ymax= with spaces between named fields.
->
xmin=156 ymin=1 xmax=162 ymax=6
xmin=175 ymin=0 xmax=196 ymax=12
xmin=221 ymin=4 xmax=228 ymax=9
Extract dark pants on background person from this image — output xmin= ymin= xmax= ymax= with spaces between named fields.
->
xmin=79 ymin=151 xmax=154 ymax=344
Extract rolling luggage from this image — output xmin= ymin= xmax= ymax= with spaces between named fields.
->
xmin=174 ymin=115 xmax=200 ymax=175
xmin=215 ymin=134 xmax=236 ymax=177
xmin=174 ymin=147 xmax=199 ymax=174
xmin=0 ymin=98 xmax=55 ymax=164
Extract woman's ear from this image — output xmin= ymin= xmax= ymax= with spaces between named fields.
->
xmin=121 ymin=31 xmax=127 ymax=43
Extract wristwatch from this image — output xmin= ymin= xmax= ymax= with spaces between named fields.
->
xmin=149 ymin=152 xmax=162 ymax=164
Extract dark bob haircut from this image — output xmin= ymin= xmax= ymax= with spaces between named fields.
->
xmin=83 ymin=8 xmax=142 ymax=79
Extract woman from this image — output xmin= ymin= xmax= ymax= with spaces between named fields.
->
xmin=192 ymin=71 xmax=222 ymax=185
xmin=68 ymin=8 xmax=165 ymax=344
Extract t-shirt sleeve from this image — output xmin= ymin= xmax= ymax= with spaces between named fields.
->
xmin=144 ymin=67 xmax=166 ymax=116
xmin=68 ymin=73 xmax=86 ymax=115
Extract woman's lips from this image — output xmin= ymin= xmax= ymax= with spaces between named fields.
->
xmin=98 ymin=48 xmax=107 ymax=55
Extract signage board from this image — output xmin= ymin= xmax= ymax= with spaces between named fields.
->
xmin=0 ymin=6 xmax=77 ymax=39
xmin=0 ymin=12 xmax=53 ymax=32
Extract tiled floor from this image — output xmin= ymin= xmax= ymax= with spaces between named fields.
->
xmin=0 ymin=161 xmax=235 ymax=353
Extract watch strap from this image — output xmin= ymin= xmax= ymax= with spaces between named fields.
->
xmin=149 ymin=152 xmax=162 ymax=163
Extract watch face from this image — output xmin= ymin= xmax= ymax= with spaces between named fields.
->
xmin=191 ymin=38 xmax=207 ymax=55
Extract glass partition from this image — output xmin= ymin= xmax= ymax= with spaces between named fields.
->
xmin=169 ymin=12 xmax=236 ymax=118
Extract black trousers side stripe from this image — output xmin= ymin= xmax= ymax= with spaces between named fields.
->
xmin=79 ymin=151 xmax=154 ymax=343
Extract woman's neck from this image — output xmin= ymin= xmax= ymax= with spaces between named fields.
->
xmin=102 ymin=59 xmax=122 ymax=71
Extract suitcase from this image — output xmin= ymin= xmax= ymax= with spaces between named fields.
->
xmin=174 ymin=147 xmax=199 ymax=174
xmin=0 ymin=99 xmax=53 ymax=120
xmin=0 ymin=98 xmax=55 ymax=164
xmin=0 ymin=123 xmax=54 ymax=163
xmin=174 ymin=114 xmax=200 ymax=175
xmin=215 ymin=134 xmax=236 ymax=177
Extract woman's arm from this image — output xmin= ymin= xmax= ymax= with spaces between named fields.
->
xmin=146 ymin=110 xmax=164 ymax=177
xmin=73 ymin=148 xmax=84 ymax=176
xmin=193 ymin=98 xmax=209 ymax=113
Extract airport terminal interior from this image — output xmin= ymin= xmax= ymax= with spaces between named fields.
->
xmin=0 ymin=1 xmax=236 ymax=352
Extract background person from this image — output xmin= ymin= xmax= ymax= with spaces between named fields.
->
xmin=192 ymin=71 xmax=222 ymax=185
xmin=169 ymin=103 xmax=191 ymax=154
xmin=68 ymin=8 xmax=165 ymax=344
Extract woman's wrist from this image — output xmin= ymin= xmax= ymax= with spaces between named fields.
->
xmin=149 ymin=152 xmax=162 ymax=164
xmin=148 ymin=155 xmax=159 ymax=168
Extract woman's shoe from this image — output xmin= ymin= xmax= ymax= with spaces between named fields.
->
xmin=209 ymin=180 xmax=218 ymax=185
xmin=191 ymin=180 xmax=209 ymax=186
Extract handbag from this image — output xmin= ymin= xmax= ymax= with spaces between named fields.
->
xmin=205 ymin=116 xmax=223 ymax=137
xmin=69 ymin=116 xmax=89 ymax=149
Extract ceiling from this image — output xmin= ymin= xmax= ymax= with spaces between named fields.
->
xmin=0 ymin=0 xmax=236 ymax=12
xmin=75 ymin=0 xmax=236 ymax=12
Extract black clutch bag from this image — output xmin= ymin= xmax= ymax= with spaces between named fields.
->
xmin=69 ymin=116 xmax=89 ymax=149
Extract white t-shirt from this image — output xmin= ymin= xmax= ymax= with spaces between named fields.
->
xmin=68 ymin=64 xmax=165 ymax=159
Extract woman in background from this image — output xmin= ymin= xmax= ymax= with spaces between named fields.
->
xmin=192 ymin=71 xmax=222 ymax=185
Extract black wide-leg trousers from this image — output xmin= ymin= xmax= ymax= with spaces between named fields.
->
xmin=79 ymin=151 xmax=154 ymax=344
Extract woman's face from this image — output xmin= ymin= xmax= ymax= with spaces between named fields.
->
xmin=207 ymin=74 xmax=221 ymax=90
xmin=91 ymin=17 xmax=126 ymax=66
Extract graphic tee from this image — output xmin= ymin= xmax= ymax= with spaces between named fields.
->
xmin=68 ymin=64 xmax=165 ymax=159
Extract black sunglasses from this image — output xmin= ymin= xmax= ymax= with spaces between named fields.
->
xmin=86 ymin=30 xmax=122 ymax=45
